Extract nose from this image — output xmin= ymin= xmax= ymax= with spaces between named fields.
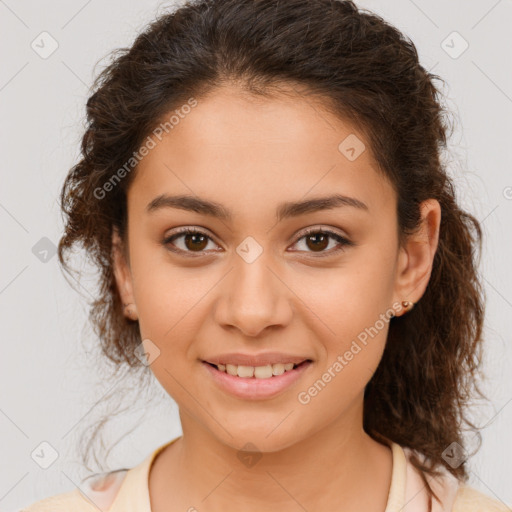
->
xmin=214 ymin=255 xmax=293 ymax=338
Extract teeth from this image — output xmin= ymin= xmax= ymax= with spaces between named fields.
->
xmin=214 ymin=362 xmax=300 ymax=378
xmin=254 ymin=365 xmax=273 ymax=379
xmin=237 ymin=365 xmax=255 ymax=378
xmin=272 ymin=363 xmax=285 ymax=376
xmin=226 ymin=364 xmax=238 ymax=376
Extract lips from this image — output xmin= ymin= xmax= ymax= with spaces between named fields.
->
xmin=202 ymin=355 xmax=312 ymax=379
xmin=202 ymin=358 xmax=313 ymax=400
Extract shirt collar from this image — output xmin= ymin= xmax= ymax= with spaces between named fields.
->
xmin=108 ymin=438 xmax=176 ymax=512
xmin=384 ymin=439 xmax=460 ymax=512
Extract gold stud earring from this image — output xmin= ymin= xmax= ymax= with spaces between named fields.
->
xmin=402 ymin=300 xmax=415 ymax=312
xmin=391 ymin=300 xmax=415 ymax=318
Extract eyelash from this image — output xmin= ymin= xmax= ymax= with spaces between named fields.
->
xmin=162 ymin=226 xmax=353 ymax=258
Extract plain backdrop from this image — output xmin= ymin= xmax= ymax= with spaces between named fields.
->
xmin=1 ymin=0 xmax=511 ymax=510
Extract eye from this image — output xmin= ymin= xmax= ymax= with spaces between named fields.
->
xmin=290 ymin=227 xmax=353 ymax=256
xmin=162 ymin=227 xmax=220 ymax=255
xmin=162 ymin=226 xmax=353 ymax=257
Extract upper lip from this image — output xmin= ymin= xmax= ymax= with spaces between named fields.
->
xmin=203 ymin=352 xmax=312 ymax=367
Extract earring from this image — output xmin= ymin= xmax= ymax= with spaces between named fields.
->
xmin=390 ymin=300 xmax=415 ymax=318
xmin=402 ymin=300 xmax=415 ymax=313
xmin=123 ymin=303 xmax=138 ymax=321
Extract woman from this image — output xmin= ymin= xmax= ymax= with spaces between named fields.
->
xmin=22 ymin=0 xmax=510 ymax=511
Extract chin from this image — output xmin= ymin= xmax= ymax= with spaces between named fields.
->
xmin=210 ymin=421 xmax=306 ymax=454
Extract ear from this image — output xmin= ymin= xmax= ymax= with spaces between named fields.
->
xmin=111 ymin=226 xmax=137 ymax=319
xmin=392 ymin=199 xmax=441 ymax=316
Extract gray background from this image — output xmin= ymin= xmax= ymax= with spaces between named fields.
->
xmin=1 ymin=0 xmax=511 ymax=510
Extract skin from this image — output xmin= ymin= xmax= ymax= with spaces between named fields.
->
xmin=112 ymin=83 xmax=441 ymax=512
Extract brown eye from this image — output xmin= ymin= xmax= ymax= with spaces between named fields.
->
xmin=291 ymin=228 xmax=353 ymax=256
xmin=163 ymin=228 xmax=218 ymax=255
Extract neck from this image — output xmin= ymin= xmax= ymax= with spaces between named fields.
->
xmin=149 ymin=398 xmax=393 ymax=512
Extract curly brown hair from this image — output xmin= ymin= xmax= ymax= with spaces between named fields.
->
xmin=58 ymin=0 xmax=488 ymax=508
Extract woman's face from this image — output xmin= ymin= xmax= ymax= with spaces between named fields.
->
xmin=113 ymin=84 xmax=437 ymax=452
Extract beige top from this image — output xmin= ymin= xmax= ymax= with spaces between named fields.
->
xmin=21 ymin=436 xmax=510 ymax=512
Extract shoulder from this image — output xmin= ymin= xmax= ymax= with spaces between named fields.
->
xmin=20 ymin=469 xmax=129 ymax=512
xmin=400 ymin=444 xmax=510 ymax=512
xmin=452 ymin=484 xmax=511 ymax=512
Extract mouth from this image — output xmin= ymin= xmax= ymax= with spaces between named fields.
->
xmin=201 ymin=359 xmax=313 ymax=400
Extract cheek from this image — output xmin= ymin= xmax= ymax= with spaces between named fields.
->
xmin=291 ymin=249 xmax=395 ymax=385
xmin=135 ymin=271 xmax=209 ymax=341
xmin=129 ymin=246 xmax=218 ymax=355
xmin=295 ymin=288 xmax=391 ymax=420
xmin=292 ymin=256 xmax=395 ymax=338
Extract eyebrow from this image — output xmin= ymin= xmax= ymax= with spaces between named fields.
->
xmin=146 ymin=193 xmax=369 ymax=221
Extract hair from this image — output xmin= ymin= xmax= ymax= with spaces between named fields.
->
xmin=58 ymin=0 xmax=489 ymax=508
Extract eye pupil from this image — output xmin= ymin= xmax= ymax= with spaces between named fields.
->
xmin=306 ymin=233 xmax=329 ymax=252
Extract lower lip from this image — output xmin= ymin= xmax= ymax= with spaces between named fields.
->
xmin=201 ymin=361 xmax=313 ymax=400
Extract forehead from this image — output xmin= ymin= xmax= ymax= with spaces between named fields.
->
xmin=129 ymin=85 xmax=396 ymax=220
